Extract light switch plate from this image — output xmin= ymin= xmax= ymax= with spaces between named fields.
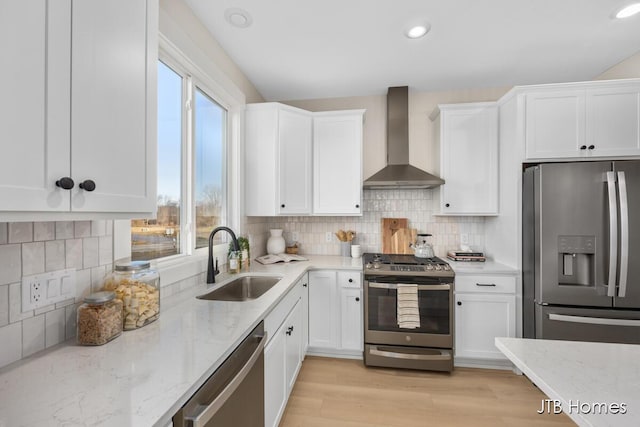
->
xmin=22 ymin=269 xmax=76 ymax=312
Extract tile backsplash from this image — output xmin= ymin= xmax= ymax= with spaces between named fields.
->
xmin=0 ymin=221 xmax=114 ymax=369
xmin=263 ymin=189 xmax=485 ymax=256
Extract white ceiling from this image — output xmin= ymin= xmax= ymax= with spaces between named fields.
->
xmin=184 ymin=0 xmax=640 ymax=101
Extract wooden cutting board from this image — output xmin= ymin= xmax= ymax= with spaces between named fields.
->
xmin=381 ymin=218 xmax=416 ymax=254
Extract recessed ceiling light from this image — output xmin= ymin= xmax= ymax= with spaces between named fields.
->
xmin=405 ymin=24 xmax=430 ymax=39
xmin=224 ymin=8 xmax=253 ymax=28
xmin=616 ymin=3 xmax=640 ymax=18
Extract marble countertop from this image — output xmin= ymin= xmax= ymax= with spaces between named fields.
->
xmin=448 ymin=259 xmax=518 ymax=275
xmin=496 ymin=337 xmax=640 ymax=427
xmin=0 ymin=255 xmax=361 ymax=427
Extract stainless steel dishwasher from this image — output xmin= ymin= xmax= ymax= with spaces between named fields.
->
xmin=173 ymin=322 xmax=266 ymax=427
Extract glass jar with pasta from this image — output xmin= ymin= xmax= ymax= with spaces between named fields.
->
xmin=103 ymin=261 xmax=160 ymax=330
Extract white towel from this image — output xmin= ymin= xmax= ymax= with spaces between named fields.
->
xmin=397 ymin=284 xmax=420 ymax=329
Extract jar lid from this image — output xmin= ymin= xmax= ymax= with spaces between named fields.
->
xmin=115 ymin=261 xmax=151 ymax=271
xmin=84 ymin=291 xmax=115 ymax=304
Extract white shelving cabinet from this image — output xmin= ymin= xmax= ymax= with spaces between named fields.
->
xmin=0 ymin=0 xmax=158 ymax=219
xmin=524 ymin=80 xmax=640 ymax=160
xmin=245 ymin=103 xmax=313 ymax=216
xmin=308 ymin=270 xmax=363 ymax=357
xmin=454 ymin=274 xmax=516 ymax=368
xmin=434 ymin=103 xmax=499 ymax=215
xmin=312 ymin=110 xmax=365 ymax=216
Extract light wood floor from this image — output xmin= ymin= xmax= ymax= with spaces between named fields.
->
xmin=280 ymin=357 xmax=575 ymax=427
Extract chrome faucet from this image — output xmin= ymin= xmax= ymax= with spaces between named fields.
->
xmin=207 ymin=226 xmax=240 ymax=284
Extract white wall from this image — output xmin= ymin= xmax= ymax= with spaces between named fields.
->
xmin=159 ymin=0 xmax=264 ymax=103
xmin=595 ymin=51 xmax=640 ymax=80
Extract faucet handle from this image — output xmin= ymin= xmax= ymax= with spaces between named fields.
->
xmin=214 ymin=257 xmax=220 ymax=275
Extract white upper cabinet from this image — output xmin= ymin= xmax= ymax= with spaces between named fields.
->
xmin=313 ymin=110 xmax=364 ymax=216
xmin=0 ymin=0 xmax=70 ymax=212
xmin=586 ymin=84 xmax=640 ymax=157
xmin=524 ymin=80 xmax=640 ymax=160
xmin=245 ymin=103 xmax=313 ymax=216
xmin=525 ymin=89 xmax=585 ymax=159
xmin=71 ymin=0 xmax=157 ymax=213
xmin=0 ymin=0 xmax=158 ymax=219
xmin=245 ymin=106 xmax=364 ymax=217
xmin=436 ymin=103 xmax=499 ymax=215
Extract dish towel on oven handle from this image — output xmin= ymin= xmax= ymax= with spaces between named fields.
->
xmin=397 ymin=284 xmax=420 ymax=329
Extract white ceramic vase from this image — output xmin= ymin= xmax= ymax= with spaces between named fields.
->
xmin=267 ymin=229 xmax=286 ymax=255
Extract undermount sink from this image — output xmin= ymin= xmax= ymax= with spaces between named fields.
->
xmin=197 ymin=275 xmax=283 ymax=301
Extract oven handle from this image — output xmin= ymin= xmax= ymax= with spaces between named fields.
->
xmin=369 ymin=346 xmax=451 ymax=361
xmin=368 ymin=282 xmax=451 ymax=291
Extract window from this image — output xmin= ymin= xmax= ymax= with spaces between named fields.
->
xmin=131 ymin=59 xmax=228 ymax=261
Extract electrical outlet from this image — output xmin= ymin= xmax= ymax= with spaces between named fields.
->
xmin=30 ymin=281 xmax=42 ymax=305
xmin=325 ymin=232 xmax=333 ymax=243
xmin=460 ymin=233 xmax=469 ymax=245
xmin=291 ymin=231 xmax=299 ymax=242
xmin=22 ymin=269 xmax=76 ymax=312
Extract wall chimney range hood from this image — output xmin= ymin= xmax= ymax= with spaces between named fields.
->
xmin=363 ymin=86 xmax=444 ymax=190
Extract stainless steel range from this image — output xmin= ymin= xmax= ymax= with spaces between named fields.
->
xmin=363 ymin=253 xmax=455 ymax=372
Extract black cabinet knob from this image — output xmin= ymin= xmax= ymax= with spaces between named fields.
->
xmin=588 ymin=145 xmax=595 ymax=150
xmin=79 ymin=180 xmax=96 ymax=192
xmin=55 ymin=177 xmax=74 ymax=190
xmin=303 ymin=283 xmax=307 ymax=287
xmin=286 ymin=326 xmax=294 ymax=336
xmin=355 ymin=204 xmax=360 ymax=208
xmin=457 ymin=301 xmax=462 ymax=306
xmin=281 ymin=204 xmax=285 ymax=208
xmin=348 ymin=278 xmax=353 ymax=283
xmin=580 ymin=145 xmax=587 ymax=150
xmin=445 ymin=203 xmax=450 ymax=208
xmin=355 ymin=297 xmax=360 ymax=302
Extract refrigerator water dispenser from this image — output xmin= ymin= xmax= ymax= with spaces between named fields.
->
xmin=557 ymin=236 xmax=595 ymax=286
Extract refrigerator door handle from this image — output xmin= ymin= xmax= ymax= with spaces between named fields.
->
xmin=549 ymin=313 xmax=640 ymax=327
xmin=617 ymin=171 xmax=629 ymax=298
xmin=606 ymin=171 xmax=618 ymax=297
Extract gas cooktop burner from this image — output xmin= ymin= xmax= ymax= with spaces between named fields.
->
xmin=363 ymin=253 xmax=453 ymax=277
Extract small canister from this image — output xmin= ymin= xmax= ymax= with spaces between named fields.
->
xmin=103 ymin=261 xmax=160 ymax=330
xmin=77 ymin=291 xmax=123 ymax=345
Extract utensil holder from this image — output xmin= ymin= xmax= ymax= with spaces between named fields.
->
xmin=340 ymin=242 xmax=350 ymax=257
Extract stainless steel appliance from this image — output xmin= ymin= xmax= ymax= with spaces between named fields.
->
xmin=363 ymin=253 xmax=455 ymax=371
xmin=173 ymin=322 xmax=265 ymax=427
xmin=523 ymin=161 xmax=640 ymax=344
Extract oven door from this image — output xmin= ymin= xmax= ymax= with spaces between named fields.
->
xmin=364 ymin=278 xmax=453 ymax=348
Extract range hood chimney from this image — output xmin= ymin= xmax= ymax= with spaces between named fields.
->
xmin=363 ymin=86 xmax=444 ymax=189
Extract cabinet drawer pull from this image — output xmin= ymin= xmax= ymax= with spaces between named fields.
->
xmin=286 ymin=326 xmax=294 ymax=336
xmin=476 ymin=283 xmax=496 ymax=287
xmin=457 ymin=301 xmax=462 ymax=306
xmin=355 ymin=297 xmax=360 ymax=302
xmin=302 ymin=283 xmax=307 ymax=287
xmin=355 ymin=204 xmax=360 ymax=208
xmin=588 ymin=145 xmax=595 ymax=150
xmin=281 ymin=204 xmax=285 ymax=208
xmin=348 ymin=278 xmax=353 ymax=283
xmin=55 ymin=177 xmax=74 ymax=190
xmin=580 ymin=145 xmax=587 ymax=150
xmin=79 ymin=179 xmax=96 ymax=192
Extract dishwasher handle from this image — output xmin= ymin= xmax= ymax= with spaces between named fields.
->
xmin=184 ymin=331 xmax=267 ymax=427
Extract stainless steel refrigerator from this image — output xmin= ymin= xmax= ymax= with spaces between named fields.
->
xmin=523 ymin=161 xmax=640 ymax=344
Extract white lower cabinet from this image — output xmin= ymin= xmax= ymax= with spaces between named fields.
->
xmin=265 ymin=298 xmax=302 ymax=427
xmin=299 ymin=274 xmax=309 ymax=355
xmin=454 ymin=274 xmax=516 ymax=365
xmin=308 ymin=270 xmax=363 ymax=356
xmin=264 ymin=323 xmax=287 ymax=427
xmin=340 ymin=288 xmax=363 ymax=351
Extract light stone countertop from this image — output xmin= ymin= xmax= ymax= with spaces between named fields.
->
xmin=0 ymin=255 xmax=362 ymax=427
xmin=448 ymin=259 xmax=518 ymax=275
xmin=496 ymin=337 xmax=640 ymax=427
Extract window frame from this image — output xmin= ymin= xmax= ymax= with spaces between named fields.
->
xmin=117 ymin=35 xmax=245 ymax=280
